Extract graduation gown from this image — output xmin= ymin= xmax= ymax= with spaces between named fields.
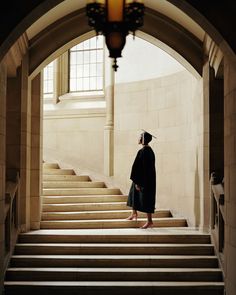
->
xmin=127 ymin=145 xmax=156 ymax=213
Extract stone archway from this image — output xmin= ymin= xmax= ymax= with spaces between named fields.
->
xmin=28 ymin=7 xmax=203 ymax=79
xmin=1 ymin=0 xmax=231 ymax=236
xmin=0 ymin=0 xmax=235 ymax=64
xmin=0 ymin=0 xmax=224 ymax=237
xmin=1 ymin=2 xmax=236 ymax=294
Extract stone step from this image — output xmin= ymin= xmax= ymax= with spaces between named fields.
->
xmin=43 ymin=169 xmax=75 ymax=175
xmin=10 ymin=255 xmax=218 ymax=268
xmin=43 ymin=188 xmax=121 ymax=196
xmin=4 ymin=281 xmax=225 ymax=295
xmin=42 ymin=202 xmax=129 ymax=212
xmin=42 ymin=195 xmax=127 ymax=204
xmin=40 ymin=218 xmax=187 ymax=229
xmin=14 ymin=243 xmax=215 ymax=255
xmin=5 ymin=267 xmax=222 ymax=282
xmin=6 ymin=160 xmax=225 ymax=295
xmin=43 ymin=163 xmax=59 ymax=169
xmin=43 ymin=175 xmax=91 ymax=182
xmin=43 ymin=181 xmax=106 ymax=188
xmin=41 ymin=210 xmax=171 ymax=220
xmin=18 ymin=231 xmax=211 ymax=244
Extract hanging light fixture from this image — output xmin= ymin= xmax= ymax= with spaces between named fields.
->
xmin=86 ymin=0 xmax=145 ymax=71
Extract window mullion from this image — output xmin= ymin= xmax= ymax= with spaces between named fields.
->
xmin=69 ymin=36 xmax=104 ymax=93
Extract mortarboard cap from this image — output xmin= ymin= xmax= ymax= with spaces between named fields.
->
xmin=140 ymin=129 xmax=157 ymax=145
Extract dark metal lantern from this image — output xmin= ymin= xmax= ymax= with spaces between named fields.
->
xmin=86 ymin=0 xmax=145 ymax=71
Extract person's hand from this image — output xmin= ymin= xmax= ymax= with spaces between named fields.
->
xmin=135 ymin=184 xmax=141 ymax=191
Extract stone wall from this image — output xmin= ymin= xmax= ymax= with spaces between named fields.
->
xmin=43 ymin=106 xmax=106 ymax=174
xmin=0 ymin=61 xmax=6 ymax=295
xmin=224 ymin=58 xmax=236 ymax=295
xmin=30 ymin=74 xmax=42 ymax=230
xmin=43 ymin=69 xmax=207 ymax=227
xmin=114 ymin=70 xmax=205 ymax=227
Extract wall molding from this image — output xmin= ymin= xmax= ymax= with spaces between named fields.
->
xmin=5 ymin=33 xmax=28 ymax=77
xmin=44 ymin=107 xmax=106 ymax=119
xmin=204 ymin=34 xmax=224 ymax=77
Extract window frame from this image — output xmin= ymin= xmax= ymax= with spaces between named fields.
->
xmin=43 ymin=61 xmax=55 ymax=99
xmin=68 ymin=36 xmax=105 ymax=94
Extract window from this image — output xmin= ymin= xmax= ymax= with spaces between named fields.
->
xmin=69 ymin=36 xmax=104 ymax=92
xmin=43 ymin=61 xmax=54 ymax=97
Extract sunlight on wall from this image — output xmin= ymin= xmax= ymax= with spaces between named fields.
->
xmin=43 ymin=34 xmax=204 ymax=227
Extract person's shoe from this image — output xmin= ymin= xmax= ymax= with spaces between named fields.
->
xmin=140 ymin=221 xmax=153 ymax=229
xmin=126 ymin=214 xmax=138 ymax=221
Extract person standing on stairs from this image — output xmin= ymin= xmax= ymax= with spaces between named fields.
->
xmin=126 ymin=130 xmax=156 ymax=229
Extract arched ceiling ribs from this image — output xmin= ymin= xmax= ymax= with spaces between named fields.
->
xmin=29 ymin=8 xmax=89 ymax=77
xmin=29 ymin=7 xmax=203 ymax=78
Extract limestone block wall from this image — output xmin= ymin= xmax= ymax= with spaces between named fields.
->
xmin=43 ymin=106 xmax=106 ymax=174
xmin=224 ymin=58 xmax=236 ymax=295
xmin=43 ymin=69 xmax=206 ymax=228
xmin=6 ymin=77 xmax=21 ymax=174
xmin=0 ymin=61 xmax=6 ymax=295
xmin=114 ymin=70 xmax=205 ymax=227
xmin=30 ymin=74 xmax=43 ymax=230
xmin=20 ymin=54 xmax=31 ymax=232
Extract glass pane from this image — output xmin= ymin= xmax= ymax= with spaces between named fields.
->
xmin=70 ymin=66 xmax=76 ymax=78
xmin=90 ymin=51 xmax=96 ymax=63
xmin=90 ymin=77 xmax=96 ymax=89
xmin=83 ymin=77 xmax=90 ymax=90
xmin=70 ymin=79 xmax=77 ymax=91
xmin=69 ymin=35 xmax=104 ymax=93
xmin=83 ymin=64 xmax=89 ymax=77
xmin=97 ymin=50 xmax=103 ymax=62
xmin=70 ymin=52 xmax=77 ymax=64
xmin=90 ymin=64 xmax=96 ymax=76
xmin=43 ymin=69 xmax=48 ymax=79
xmin=48 ymin=67 xmax=53 ymax=76
xmin=83 ymin=39 xmax=90 ymax=49
xmin=97 ymin=63 xmax=103 ymax=76
xmin=84 ymin=51 xmax=90 ymax=64
xmin=43 ymin=62 xmax=54 ymax=94
xmin=77 ymin=66 xmax=83 ymax=78
xmin=43 ymin=83 xmax=47 ymax=93
xmin=77 ymin=52 xmax=83 ymax=64
xmin=48 ymin=81 xmax=53 ymax=93
xmin=90 ymin=37 xmax=96 ymax=49
xmin=77 ymin=79 xmax=83 ymax=91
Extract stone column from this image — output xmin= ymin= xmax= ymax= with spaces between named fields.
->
xmin=6 ymin=72 xmax=21 ymax=180
xmin=20 ymin=53 xmax=31 ymax=232
xmin=209 ymin=67 xmax=224 ymax=180
xmin=104 ymin=67 xmax=114 ymax=176
xmin=0 ymin=61 xmax=7 ymax=295
xmin=30 ymin=73 xmax=42 ymax=229
xmin=224 ymin=57 xmax=236 ymax=295
xmin=201 ymin=60 xmax=210 ymax=232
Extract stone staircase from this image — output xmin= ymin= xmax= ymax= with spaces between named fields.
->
xmin=41 ymin=162 xmax=187 ymax=229
xmin=4 ymin=162 xmax=225 ymax=294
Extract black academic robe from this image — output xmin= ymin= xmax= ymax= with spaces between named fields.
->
xmin=127 ymin=145 xmax=156 ymax=213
